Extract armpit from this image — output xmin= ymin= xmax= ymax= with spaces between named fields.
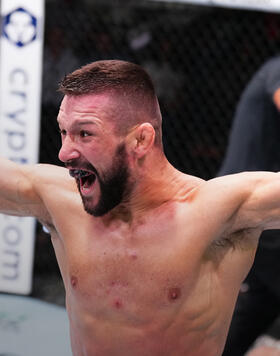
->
xmin=214 ymin=228 xmax=260 ymax=251
xmin=203 ymin=228 xmax=260 ymax=263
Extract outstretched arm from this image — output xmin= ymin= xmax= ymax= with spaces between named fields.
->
xmin=232 ymin=171 xmax=280 ymax=232
xmin=0 ymin=157 xmax=72 ymax=220
xmin=191 ymin=171 xmax=280 ymax=244
xmin=0 ymin=157 xmax=42 ymax=216
xmin=214 ymin=171 xmax=280 ymax=234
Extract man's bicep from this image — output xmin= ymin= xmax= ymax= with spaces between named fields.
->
xmin=234 ymin=171 xmax=280 ymax=231
xmin=199 ymin=172 xmax=280 ymax=237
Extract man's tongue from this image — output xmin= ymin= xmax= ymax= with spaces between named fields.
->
xmin=80 ymin=173 xmax=96 ymax=193
xmin=81 ymin=177 xmax=91 ymax=188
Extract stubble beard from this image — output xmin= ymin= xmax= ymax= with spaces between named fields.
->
xmin=79 ymin=143 xmax=132 ymax=217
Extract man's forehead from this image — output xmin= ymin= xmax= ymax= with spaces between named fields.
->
xmin=57 ymin=93 xmax=120 ymax=128
xmin=60 ymin=93 xmax=114 ymax=112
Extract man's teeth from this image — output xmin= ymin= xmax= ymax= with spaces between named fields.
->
xmin=69 ymin=170 xmax=77 ymax=177
xmin=69 ymin=169 xmax=90 ymax=178
xmin=79 ymin=170 xmax=89 ymax=177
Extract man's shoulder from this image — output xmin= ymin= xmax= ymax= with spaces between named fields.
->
xmin=186 ymin=173 xmax=247 ymax=199
xmin=184 ymin=173 xmax=258 ymax=226
xmin=199 ymin=172 xmax=261 ymax=192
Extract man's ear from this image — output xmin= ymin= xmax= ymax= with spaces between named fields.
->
xmin=128 ymin=123 xmax=155 ymax=158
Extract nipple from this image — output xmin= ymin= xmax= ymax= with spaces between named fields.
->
xmin=168 ymin=287 xmax=181 ymax=302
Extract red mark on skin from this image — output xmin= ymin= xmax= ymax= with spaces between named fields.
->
xmin=168 ymin=288 xmax=181 ymax=302
xmin=131 ymin=254 xmax=138 ymax=260
xmin=71 ymin=276 xmax=78 ymax=288
xmin=114 ymin=299 xmax=123 ymax=309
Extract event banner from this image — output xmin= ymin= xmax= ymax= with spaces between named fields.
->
xmin=0 ymin=0 xmax=44 ymax=294
xmin=151 ymin=0 xmax=280 ymax=13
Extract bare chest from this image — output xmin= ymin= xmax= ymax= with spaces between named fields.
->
xmin=53 ymin=215 xmax=205 ymax=321
xmin=72 ymin=239 xmax=196 ymax=315
xmin=51 ymin=217 xmax=239 ymax=356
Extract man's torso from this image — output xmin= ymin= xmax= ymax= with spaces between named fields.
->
xmin=39 ymin=175 xmax=259 ymax=356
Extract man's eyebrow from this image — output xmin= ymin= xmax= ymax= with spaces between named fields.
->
xmin=71 ymin=120 xmax=98 ymax=128
xmin=58 ymin=120 xmax=98 ymax=129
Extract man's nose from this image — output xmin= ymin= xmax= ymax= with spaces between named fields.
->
xmin=58 ymin=136 xmax=80 ymax=163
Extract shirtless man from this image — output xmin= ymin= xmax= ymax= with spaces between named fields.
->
xmin=1 ymin=59 xmax=280 ymax=356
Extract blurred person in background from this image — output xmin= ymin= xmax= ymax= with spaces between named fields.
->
xmin=219 ymin=56 xmax=280 ymax=356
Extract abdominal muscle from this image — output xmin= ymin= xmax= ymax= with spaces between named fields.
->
xmin=68 ymin=313 xmax=225 ymax=356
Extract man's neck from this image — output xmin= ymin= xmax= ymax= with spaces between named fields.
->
xmin=100 ymin=158 xmax=186 ymax=225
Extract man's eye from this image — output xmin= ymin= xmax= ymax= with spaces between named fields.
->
xmin=80 ymin=130 xmax=90 ymax=138
xmin=59 ymin=129 xmax=66 ymax=136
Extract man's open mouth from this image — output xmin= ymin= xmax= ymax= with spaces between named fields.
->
xmin=69 ymin=169 xmax=97 ymax=191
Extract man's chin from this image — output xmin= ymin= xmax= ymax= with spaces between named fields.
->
xmin=81 ymin=197 xmax=106 ymax=217
xmin=81 ymin=195 xmax=122 ymax=217
xmin=76 ymin=182 xmax=101 ymax=215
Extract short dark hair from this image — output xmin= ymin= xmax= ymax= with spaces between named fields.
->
xmin=59 ymin=59 xmax=155 ymax=97
xmin=59 ymin=60 xmax=162 ymax=146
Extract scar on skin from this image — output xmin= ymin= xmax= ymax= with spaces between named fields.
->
xmin=168 ymin=287 xmax=181 ymax=302
xmin=71 ymin=276 xmax=78 ymax=288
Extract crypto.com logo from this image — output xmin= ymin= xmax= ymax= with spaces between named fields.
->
xmin=2 ymin=7 xmax=37 ymax=47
